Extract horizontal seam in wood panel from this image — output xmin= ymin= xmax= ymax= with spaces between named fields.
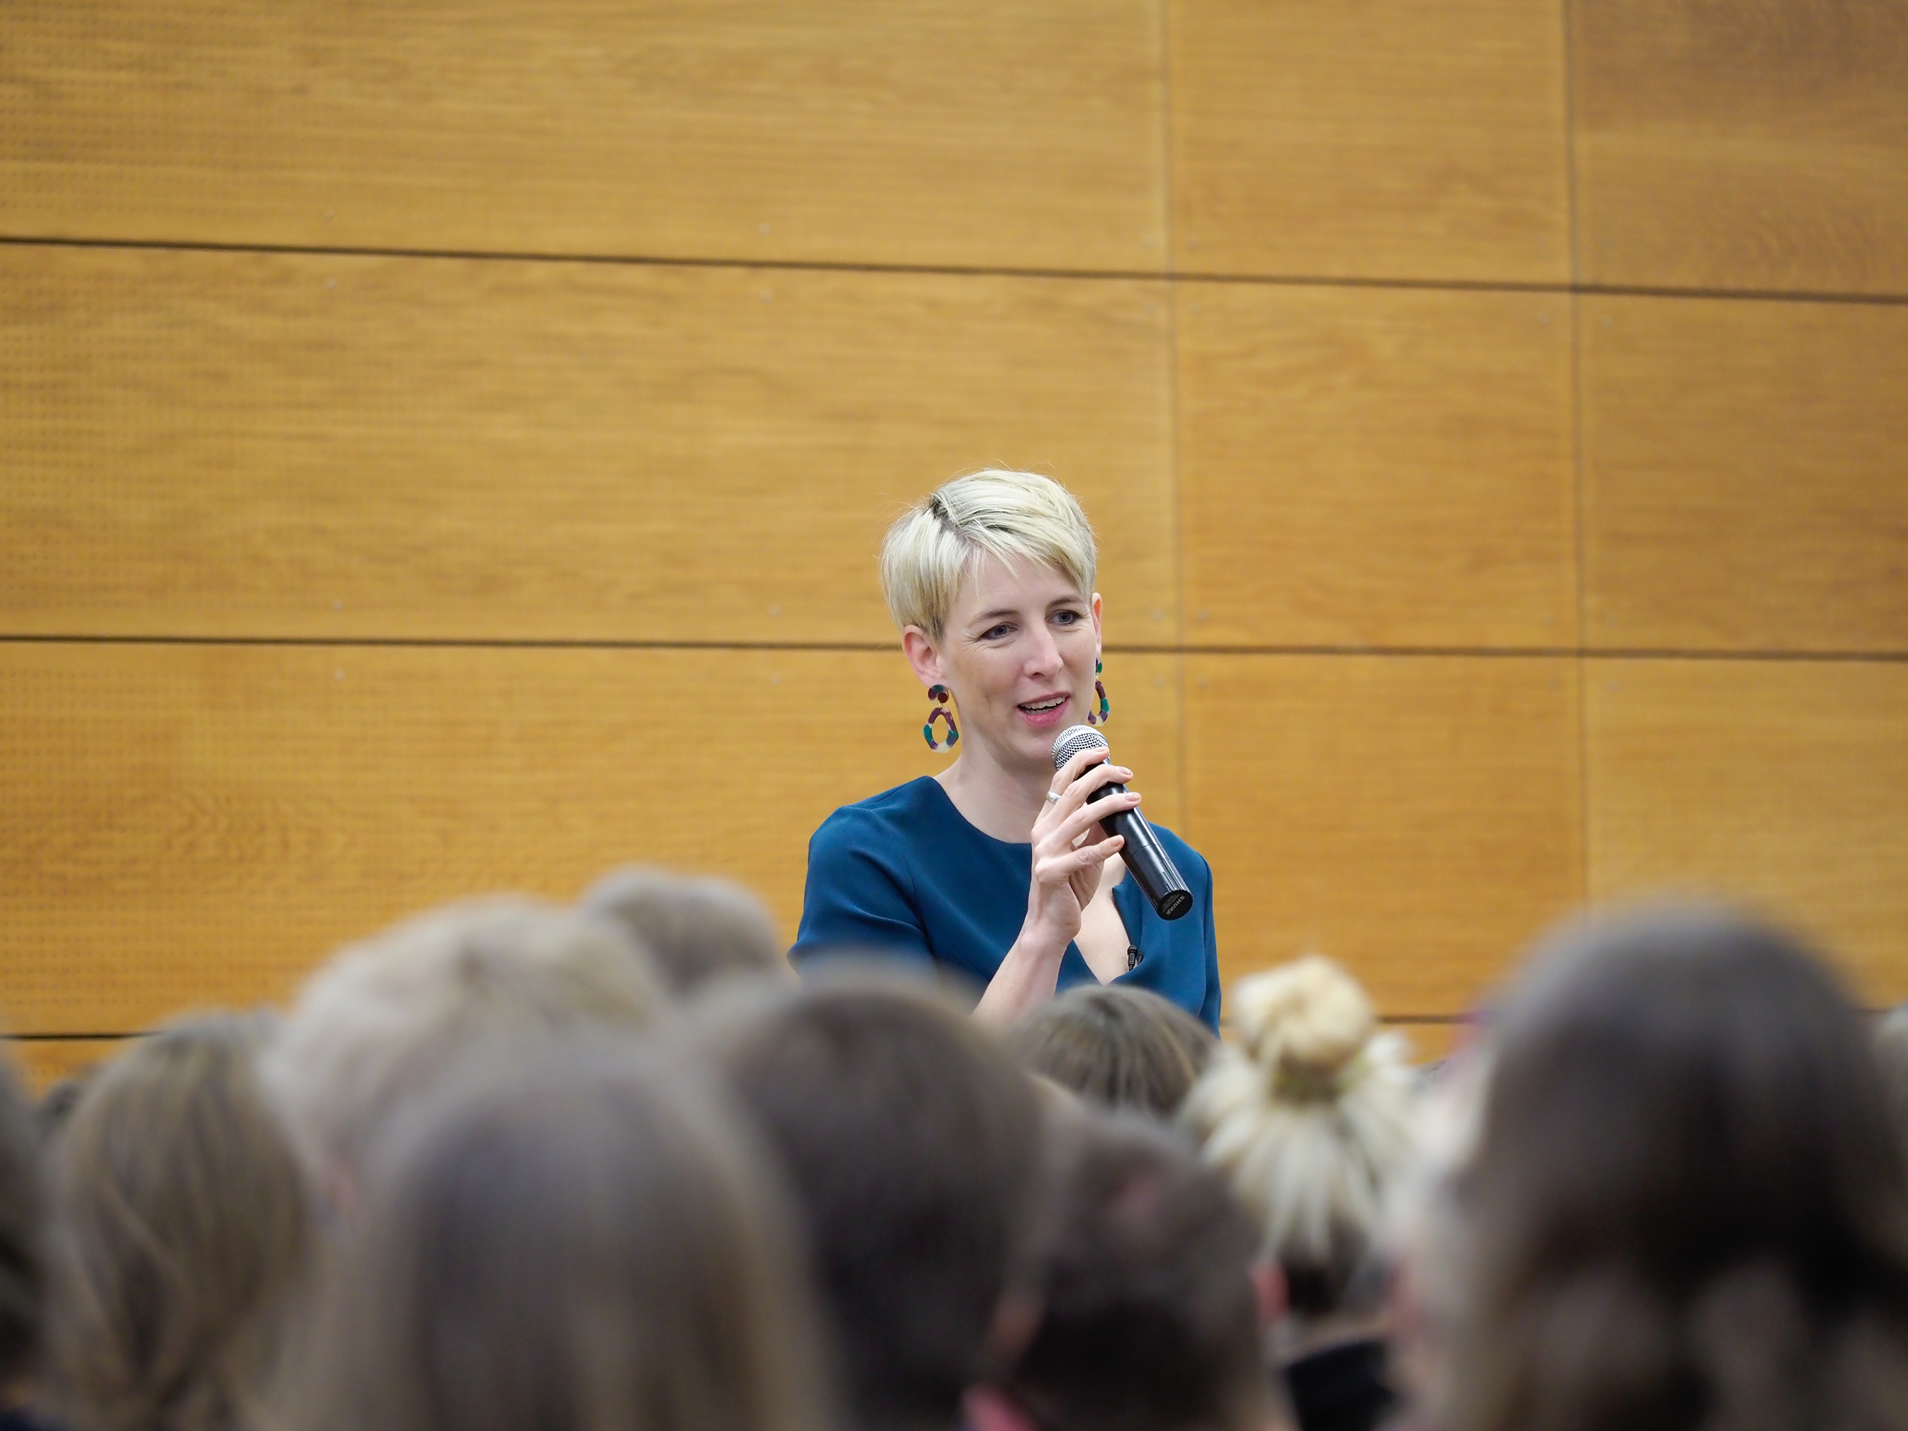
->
xmin=6 ymin=636 xmax=1906 ymax=662
xmin=1 ymin=1032 xmax=145 ymax=1043
xmin=6 ymin=235 xmax=1904 ymax=305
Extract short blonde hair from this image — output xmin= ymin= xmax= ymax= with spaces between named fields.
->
xmin=880 ymin=470 xmax=1097 ymax=638
xmin=262 ymin=897 xmax=667 ymax=1184
xmin=1179 ymin=957 xmax=1417 ymax=1316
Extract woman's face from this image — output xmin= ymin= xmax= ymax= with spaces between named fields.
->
xmin=910 ymin=554 xmax=1102 ymax=773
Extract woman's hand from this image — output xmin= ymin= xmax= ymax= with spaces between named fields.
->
xmin=974 ymin=748 xmax=1139 ymax=1024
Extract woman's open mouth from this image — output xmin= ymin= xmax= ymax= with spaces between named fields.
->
xmin=1016 ymin=694 xmax=1070 ymax=727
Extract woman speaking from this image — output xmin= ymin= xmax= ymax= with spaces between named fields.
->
xmin=792 ymin=470 xmax=1220 ymax=1028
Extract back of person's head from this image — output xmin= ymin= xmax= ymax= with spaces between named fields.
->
xmin=283 ymin=1041 xmax=830 ymax=1431
xmin=1007 ymin=986 xmax=1215 ymax=1117
xmin=0 ymin=1051 xmax=43 ymax=1400
xmin=581 ymin=865 xmax=788 ymax=996
xmin=262 ymin=896 xmax=666 ymax=1188
xmin=34 ymin=1068 xmax=97 ymax=1149
xmin=1874 ymin=1003 xmax=1908 ymax=1143
xmin=695 ymin=973 xmax=1042 ymax=1431
xmin=981 ymin=1112 xmax=1276 ymax=1431
xmin=1449 ymin=903 xmax=1908 ymax=1431
xmin=1180 ymin=956 xmax=1416 ymax=1318
xmin=45 ymin=1016 xmax=309 ymax=1431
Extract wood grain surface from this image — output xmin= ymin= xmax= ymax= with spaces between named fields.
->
xmin=0 ymin=0 xmax=1167 ymax=273
xmin=1183 ymin=654 xmax=1583 ymax=1015
xmin=1573 ymin=0 xmax=1908 ymax=295
xmin=1586 ymin=658 xmax=1908 ymax=1004
xmin=0 ymin=642 xmax=1185 ymax=1035
xmin=1168 ymin=0 xmax=1570 ymax=281
xmin=1178 ymin=283 xmax=1578 ymax=648
xmin=0 ymin=245 xmax=1176 ymax=644
xmin=1582 ymin=295 xmax=1908 ymax=654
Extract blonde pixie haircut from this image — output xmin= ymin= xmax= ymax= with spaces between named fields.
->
xmin=881 ymin=470 xmax=1098 ymax=638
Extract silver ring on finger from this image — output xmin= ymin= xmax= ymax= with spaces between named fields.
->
xmin=1044 ymin=789 xmax=1062 ymax=804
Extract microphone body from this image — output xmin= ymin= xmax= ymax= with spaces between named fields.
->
xmin=1051 ymin=725 xmax=1195 ymax=922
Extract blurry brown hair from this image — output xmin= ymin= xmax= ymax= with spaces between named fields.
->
xmin=581 ymin=866 xmax=788 ymax=995
xmin=696 ymin=973 xmax=1042 ymax=1431
xmin=1006 ymin=986 xmax=1215 ymax=1117
xmin=995 ymin=1113 xmax=1274 ymax=1431
xmin=45 ymin=1017 xmax=310 ymax=1431
xmin=1448 ymin=905 xmax=1908 ymax=1431
xmin=282 ymin=1041 xmax=830 ymax=1431
xmin=0 ymin=1049 xmax=43 ymax=1391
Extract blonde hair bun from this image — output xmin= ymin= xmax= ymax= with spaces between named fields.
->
xmin=1233 ymin=956 xmax=1375 ymax=1092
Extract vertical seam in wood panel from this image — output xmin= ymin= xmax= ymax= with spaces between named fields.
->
xmin=1562 ymin=0 xmax=1591 ymax=903
xmin=1560 ymin=0 xmax=1583 ymax=286
xmin=1570 ymin=294 xmax=1591 ymax=903
xmin=1157 ymin=0 xmax=1190 ymax=833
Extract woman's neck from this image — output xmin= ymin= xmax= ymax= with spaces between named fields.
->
xmin=935 ymin=744 xmax=1049 ymax=843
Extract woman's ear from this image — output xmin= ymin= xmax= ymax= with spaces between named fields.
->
xmin=1090 ymin=591 xmax=1104 ymax=648
xmin=1252 ymin=1260 xmax=1288 ymax=1330
xmin=901 ymin=625 xmax=944 ymax=689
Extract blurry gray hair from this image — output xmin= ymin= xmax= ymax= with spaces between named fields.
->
xmin=262 ymin=897 xmax=666 ymax=1187
xmin=581 ymin=867 xmax=787 ymax=996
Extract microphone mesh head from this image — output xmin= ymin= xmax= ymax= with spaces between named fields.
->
xmin=1051 ymin=724 xmax=1109 ymax=771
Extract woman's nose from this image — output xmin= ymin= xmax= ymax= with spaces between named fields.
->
xmin=1025 ymin=629 xmax=1063 ymax=676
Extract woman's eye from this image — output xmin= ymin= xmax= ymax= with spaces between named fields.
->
xmin=981 ymin=624 xmax=1012 ymax=641
xmin=1052 ymin=610 xmax=1081 ymax=626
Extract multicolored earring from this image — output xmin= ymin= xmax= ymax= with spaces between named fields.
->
xmin=1086 ymin=658 xmax=1111 ymax=726
xmin=923 ymin=684 xmax=960 ymax=752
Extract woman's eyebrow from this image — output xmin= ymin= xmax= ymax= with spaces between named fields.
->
xmin=972 ymin=606 xmax=1021 ymax=623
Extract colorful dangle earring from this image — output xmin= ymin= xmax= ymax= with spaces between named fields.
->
xmin=923 ymin=684 xmax=960 ymax=752
xmin=1086 ymin=658 xmax=1111 ymax=726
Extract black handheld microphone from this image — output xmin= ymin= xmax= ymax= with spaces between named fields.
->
xmin=1051 ymin=724 xmax=1194 ymax=921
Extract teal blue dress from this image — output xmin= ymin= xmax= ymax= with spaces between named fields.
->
xmin=793 ymin=777 xmax=1221 ymax=1029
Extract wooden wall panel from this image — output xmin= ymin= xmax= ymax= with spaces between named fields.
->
xmin=1178 ymin=284 xmax=1577 ymax=648
xmin=0 ymin=642 xmax=1185 ymax=1035
xmin=1582 ymin=296 xmax=1908 ymax=654
xmin=0 ymin=1 xmax=1166 ymax=273
xmin=1184 ymin=654 xmax=1582 ymax=1015
xmin=1586 ymin=658 xmax=1908 ymax=1004
xmin=1168 ymin=0 xmax=1570 ymax=282
xmin=1573 ymin=0 xmax=1908 ymax=295
xmin=0 ymin=247 xmax=1176 ymax=644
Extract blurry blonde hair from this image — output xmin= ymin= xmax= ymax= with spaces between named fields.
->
xmin=1179 ymin=956 xmax=1417 ymax=1314
xmin=262 ymin=897 xmax=667 ymax=1186
xmin=45 ymin=1016 xmax=309 ymax=1431
xmin=880 ymin=470 xmax=1097 ymax=638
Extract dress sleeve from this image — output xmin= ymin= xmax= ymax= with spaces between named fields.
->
xmin=1194 ymin=849 xmax=1222 ymax=1030
xmin=790 ymin=808 xmax=934 ymax=970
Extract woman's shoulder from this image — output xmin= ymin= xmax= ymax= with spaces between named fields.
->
xmin=809 ymin=777 xmax=947 ymax=852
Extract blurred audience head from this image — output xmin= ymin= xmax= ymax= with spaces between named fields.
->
xmin=1180 ymin=956 xmax=1417 ymax=1325
xmin=0 ymin=1052 xmax=43 ymax=1405
xmin=581 ymin=865 xmax=788 ymax=996
xmin=1873 ymin=1002 xmax=1908 ymax=1141
xmin=33 ymin=1069 xmax=97 ymax=1150
xmin=1007 ymin=986 xmax=1215 ymax=1117
xmin=283 ymin=1040 xmax=829 ymax=1431
xmin=262 ymin=896 xmax=666 ymax=1196
xmin=44 ymin=1016 xmax=309 ymax=1431
xmin=973 ymin=1112 xmax=1280 ymax=1431
xmin=695 ymin=972 xmax=1042 ymax=1431
xmin=1447 ymin=903 xmax=1908 ymax=1431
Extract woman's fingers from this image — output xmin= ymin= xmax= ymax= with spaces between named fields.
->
xmin=1034 ymin=835 xmax=1123 ymax=886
